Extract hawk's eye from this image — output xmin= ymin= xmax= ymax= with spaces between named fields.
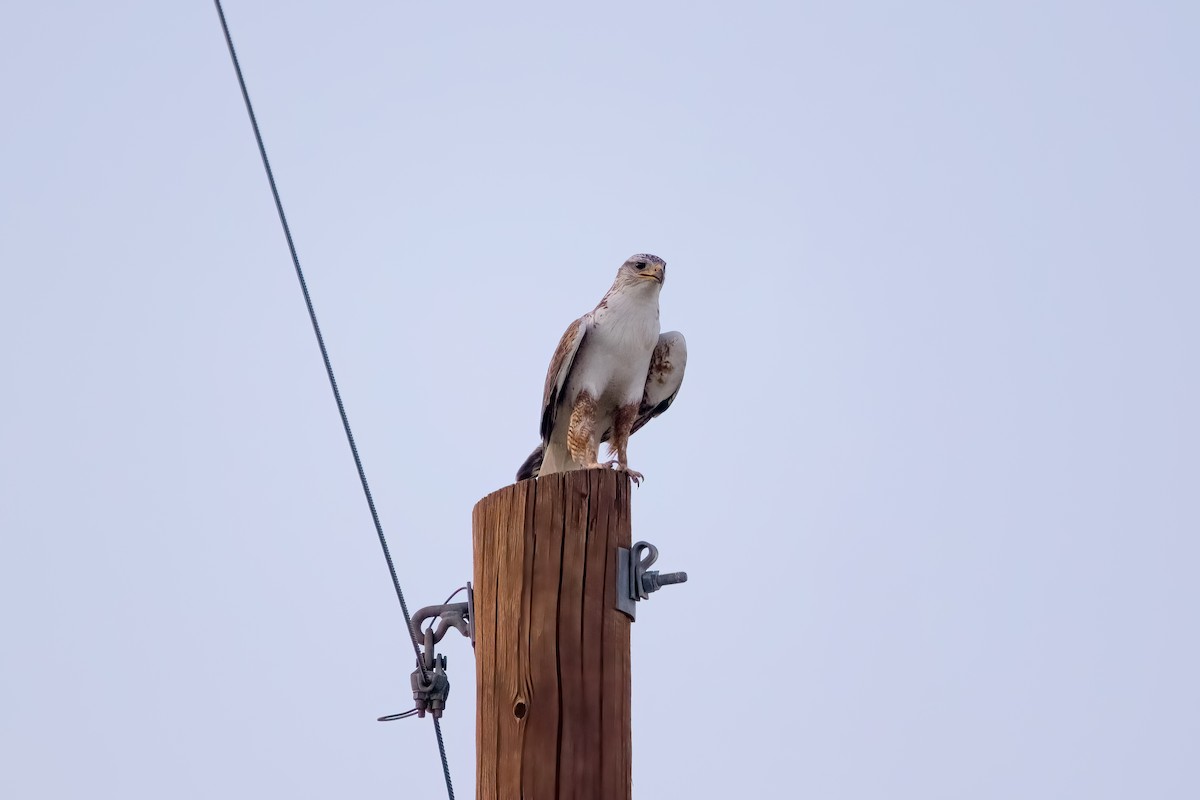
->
xmin=635 ymin=261 xmax=647 ymax=270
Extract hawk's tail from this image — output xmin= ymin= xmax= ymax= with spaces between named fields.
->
xmin=516 ymin=444 xmax=545 ymax=482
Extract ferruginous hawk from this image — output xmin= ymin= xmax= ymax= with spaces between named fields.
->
xmin=516 ymin=254 xmax=686 ymax=484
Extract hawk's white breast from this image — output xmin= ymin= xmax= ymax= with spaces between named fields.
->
xmin=569 ymin=285 xmax=660 ymax=409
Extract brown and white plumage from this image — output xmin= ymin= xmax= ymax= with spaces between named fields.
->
xmin=516 ymin=330 xmax=687 ymax=480
xmin=517 ymin=254 xmax=684 ymax=483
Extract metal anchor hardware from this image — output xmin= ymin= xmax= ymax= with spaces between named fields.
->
xmin=615 ymin=541 xmax=687 ymax=620
xmin=408 ymin=653 xmax=451 ymax=719
xmin=378 ymin=583 xmax=475 ymax=722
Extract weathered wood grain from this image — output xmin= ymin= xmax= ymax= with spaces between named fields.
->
xmin=472 ymin=468 xmax=632 ymax=800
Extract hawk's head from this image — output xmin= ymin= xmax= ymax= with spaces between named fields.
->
xmin=614 ymin=253 xmax=667 ymax=290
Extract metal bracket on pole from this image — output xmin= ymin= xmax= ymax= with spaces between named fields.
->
xmin=410 ymin=584 xmax=476 ymax=650
xmin=615 ymin=541 xmax=687 ymax=620
xmin=378 ymin=582 xmax=475 ymax=722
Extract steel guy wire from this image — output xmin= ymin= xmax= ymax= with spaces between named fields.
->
xmin=211 ymin=3 xmax=454 ymax=798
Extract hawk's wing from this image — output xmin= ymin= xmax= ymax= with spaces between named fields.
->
xmin=539 ymin=314 xmax=590 ymax=445
xmin=631 ymin=331 xmax=687 ymax=435
xmin=517 ymin=330 xmax=685 ymax=481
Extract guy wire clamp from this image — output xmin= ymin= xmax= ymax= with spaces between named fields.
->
xmin=616 ymin=541 xmax=687 ymax=620
xmin=377 ymin=583 xmax=475 ymax=722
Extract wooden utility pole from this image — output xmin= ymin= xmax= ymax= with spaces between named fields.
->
xmin=472 ymin=468 xmax=632 ymax=800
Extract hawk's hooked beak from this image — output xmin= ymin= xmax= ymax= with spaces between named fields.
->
xmin=641 ymin=265 xmax=665 ymax=284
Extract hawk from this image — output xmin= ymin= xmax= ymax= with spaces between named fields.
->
xmin=516 ymin=254 xmax=687 ymax=484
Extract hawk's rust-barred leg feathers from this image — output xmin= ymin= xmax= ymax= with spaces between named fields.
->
xmin=605 ymin=402 xmax=643 ymax=485
xmin=515 ymin=330 xmax=687 ymax=481
xmin=566 ymin=391 xmax=602 ymax=469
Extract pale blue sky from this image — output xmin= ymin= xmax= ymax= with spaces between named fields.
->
xmin=2 ymin=1 xmax=1197 ymax=797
